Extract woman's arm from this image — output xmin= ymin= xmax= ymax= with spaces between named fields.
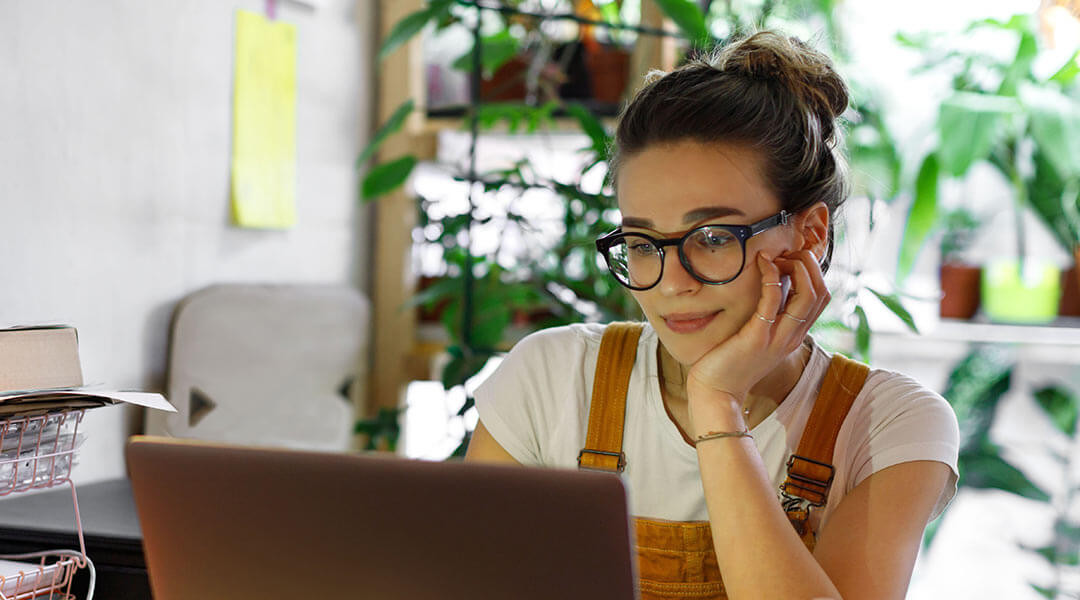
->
xmin=687 ymin=247 xmax=951 ymax=598
xmin=464 ymin=420 xmax=521 ymax=465
xmin=694 ymin=413 xmax=950 ymax=599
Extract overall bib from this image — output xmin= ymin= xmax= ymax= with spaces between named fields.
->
xmin=577 ymin=323 xmax=869 ymax=599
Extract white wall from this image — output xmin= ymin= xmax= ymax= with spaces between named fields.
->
xmin=0 ymin=0 xmax=375 ymax=484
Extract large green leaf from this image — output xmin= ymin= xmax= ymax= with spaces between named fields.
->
xmin=357 ymin=99 xmax=414 ymax=167
xmin=959 ymin=443 xmax=1049 ymax=501
xmin=450 ymin=29 xmax=520 ymax=78
xmin=897 ymin=153 xmax=939 ymax=282
xmin=997 ymin=28 xmax=1038 ymax=97
xmin=866 ymin=288 xmax=919 ymax=333
xmin=1033 ymin=385 xmax=1079 ymax=437
xmin=654 ymin=0 xmax=710 ymax=47
xmin=361 ymin=155 xmax=418 ymax=200
xmin=1022 ymin=84 xmax=1080 ymax=181
xmin=936 ymin=92 xmax=1019 ymax=177
xmin=378 ymin=0 xmax=454 ymax=61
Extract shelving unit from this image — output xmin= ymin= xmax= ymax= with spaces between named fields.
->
xmin=0 ymin=409 xmax=93 ymax=600
xmin=369 ymin=0 xmax=679 ymax=410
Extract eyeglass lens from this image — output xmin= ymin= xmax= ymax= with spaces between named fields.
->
xmin=606 ymin=227 xmax=743 ymax=288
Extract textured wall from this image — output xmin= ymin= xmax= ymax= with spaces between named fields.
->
xmin=0 ymin=0 xmax=374 ymax=483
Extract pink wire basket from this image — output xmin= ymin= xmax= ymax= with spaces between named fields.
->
xmin=0 ymin=410 xmax=91 ymax=599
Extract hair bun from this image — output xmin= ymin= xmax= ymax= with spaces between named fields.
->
xmin=715 ymin=32 xmax=849 ymax=129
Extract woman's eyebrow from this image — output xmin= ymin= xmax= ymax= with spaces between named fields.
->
xmin=621 ymin=206 xmax=746 ymax=229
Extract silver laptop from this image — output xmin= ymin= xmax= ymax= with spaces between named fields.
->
xmin=126 ymin=436 xmax=638 ymax=599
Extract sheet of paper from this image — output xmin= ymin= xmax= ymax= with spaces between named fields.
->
xmin=230 ymin=10 xmax=297 ymax=229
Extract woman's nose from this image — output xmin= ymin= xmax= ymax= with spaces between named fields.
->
xmin=656 ymin=251 xmax=701 ymax=296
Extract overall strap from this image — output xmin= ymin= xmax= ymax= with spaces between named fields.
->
xmin=577 ymin=322 xmax=645 ymax=473
xmin=781 ymin=353 xmax=870 ymax=530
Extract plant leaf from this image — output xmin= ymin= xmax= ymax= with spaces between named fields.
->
xmin=936 ymin=92 xmax=1019 ymax=177
xmin=897 ymin=153 xmax=939 ymax=282
xmin=1049 ymin=49 xmax=1079 ymax=86
xmin=943 ymin=345 xmax=1013 ymax=454
xmin=379 ymin=7 xmax=436 ymax=61
xmin=357 ymin=99 xmax=415 ymax=167
xmin=565 ymin=102 xmax=610 ymax=158
xmin=1022 ymin=84 xmax=1080 ymax=181
xmin=653 ymin=0 xmax=710 ymax=47
xmin=1031 ymin=584 xmax=1056 ymax=599
xmin=361 ymin=155 xmax=418 ymax=201
xmin=867 ymin=288 xmax=919 ymax=333
xmin=959 ymin=444 xmax=1049 ymax=501
xmin=1033 ymin=385 xmax=1079 ymax=436
xmin=853 ymin=304 xmax=870 ymax=361
xmin=450 ymin=29 xmax=520 ymax=78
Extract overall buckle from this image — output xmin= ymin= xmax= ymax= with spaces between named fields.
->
xmin=577 ymin=448 xmax=626 ymax=473
xmin=780 ymin=454 xmax=834 ymax=508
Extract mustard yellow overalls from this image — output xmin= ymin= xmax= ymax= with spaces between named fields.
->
xmin=577 ymin=323 xmax=869 ymax=599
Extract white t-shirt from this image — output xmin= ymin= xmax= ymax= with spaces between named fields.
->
xmin=475 ymin=322 xmax=960 ymax=532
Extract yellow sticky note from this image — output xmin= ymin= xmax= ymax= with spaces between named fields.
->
xmin=230 ymin=10 xmax=297 ymax=229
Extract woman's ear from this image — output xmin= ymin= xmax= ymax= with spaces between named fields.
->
xmin=795 ymin=202 xmax=830 ymax=260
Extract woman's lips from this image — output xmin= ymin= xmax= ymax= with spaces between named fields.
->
xmin=661 ymin=311 xmax=720 ymax=334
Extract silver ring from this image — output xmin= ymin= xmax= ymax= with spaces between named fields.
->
xmin=755 ymin=313 xmax=776 ymax=324
xmin=763 ymin=282 xmax=783 ymax=287
xmin=782 ymin=313 xmax=808 ymax=323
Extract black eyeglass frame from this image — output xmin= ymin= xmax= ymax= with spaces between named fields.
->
xmin=595 ymin=210 xmax=791 ymax=291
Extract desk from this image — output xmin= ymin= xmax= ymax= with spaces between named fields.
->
xmin=0 ymin=479 xmax=150 ymax=599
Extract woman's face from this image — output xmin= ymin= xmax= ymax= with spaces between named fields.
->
xmin=615 ymin=140 xmax=798 ymax=366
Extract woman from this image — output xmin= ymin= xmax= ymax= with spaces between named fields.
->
xmin=466 ymin=31 xmax=958 ymax=600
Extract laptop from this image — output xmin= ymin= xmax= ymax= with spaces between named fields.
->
xmin=126 ymin=436 xmax=638 ymax=600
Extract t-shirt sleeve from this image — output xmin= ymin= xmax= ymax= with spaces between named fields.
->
xmin=473 ymin=327 xmax=583 ymax=466
xmin=844 ymin=372 xmax=961 ymax=520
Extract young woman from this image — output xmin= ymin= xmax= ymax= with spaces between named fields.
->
xmin=465 ymin=31 xmax=958 ymax=600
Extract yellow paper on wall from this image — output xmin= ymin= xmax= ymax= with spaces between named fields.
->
xmin=230 ymin=10 xmax=297 ymax=229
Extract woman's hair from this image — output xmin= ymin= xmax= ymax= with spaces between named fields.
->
xmin=611 ymin=31 xmax=850 ymax=273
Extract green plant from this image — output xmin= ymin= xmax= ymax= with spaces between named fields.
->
xmin=897 ymin=15 xmax=1080 ymax=281
xmin=939 ymin=208 xmax=981 ymax=264
xmin=928 ymin=344 xmax=1080 ymax=598
xmin=362 ymin=1 xmax=922 ymax=454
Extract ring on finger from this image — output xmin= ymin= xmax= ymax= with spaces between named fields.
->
xmin=763 ymin=282 xmax=783 ymax=287
xmin=755 ymin=312 xmax=776 ymax=324
xmin=781 ymin=312 xmax=808 ymax=323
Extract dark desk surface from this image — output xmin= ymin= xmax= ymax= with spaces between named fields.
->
xmin=0 ymin=479 xmax=150 ymax=598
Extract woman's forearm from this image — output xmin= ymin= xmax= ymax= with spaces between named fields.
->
xmin=694 ymin=395 xmax=841 ymax=599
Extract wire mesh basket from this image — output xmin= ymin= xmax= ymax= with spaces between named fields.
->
xmin=0 ymin=410 xmax=85 ymax=497
xmin=0 ymin=551 xmax=81 ymax=600
xmin=0 ymin=410 xmax=92 ymax=599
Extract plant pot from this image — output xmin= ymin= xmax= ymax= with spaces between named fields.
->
xmin=939 ymin=262 xmax=981 ymax=319
xmin=982 ymin=259 xmax=1062 ymax=324
xmin=1058 ymin=246 xmax=1080 ymax=317
xmin=583 ymin=44 xmax=630 ymax=105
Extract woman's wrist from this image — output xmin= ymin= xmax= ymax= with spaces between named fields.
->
xmin=686 ymin=388 xmax=746 ymax=438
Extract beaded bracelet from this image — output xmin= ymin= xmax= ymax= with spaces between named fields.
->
xmin=695 ymin=430 xmax=753 ymax=444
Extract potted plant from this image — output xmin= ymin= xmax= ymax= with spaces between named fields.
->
xmin=898 ymin=14 xmax=1080 ymax=324
xmin=938 ymin=209 xmax=983 ymax=320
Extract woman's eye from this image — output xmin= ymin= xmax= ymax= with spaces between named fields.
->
xmin=695 ymin=232 xmax=731 ymax=249
xmin=628 ymin=241 xmax=656 ymax=255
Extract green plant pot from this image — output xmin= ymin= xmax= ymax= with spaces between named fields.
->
xmin=981 ymin=260 xmax=1062 ymax=324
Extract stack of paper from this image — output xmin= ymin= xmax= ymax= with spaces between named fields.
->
xmin=0 ymin=325 xmax=175 ymax=417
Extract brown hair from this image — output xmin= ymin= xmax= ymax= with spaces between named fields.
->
xmin=611 ymin=31 xmax=850 ymax=272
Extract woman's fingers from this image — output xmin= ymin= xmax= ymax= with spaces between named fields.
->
xmin=754 ymin=253 xmax=786 ymax=326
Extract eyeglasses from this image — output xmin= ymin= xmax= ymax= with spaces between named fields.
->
xmin=595 ymin=211 xmax=790 ymax=291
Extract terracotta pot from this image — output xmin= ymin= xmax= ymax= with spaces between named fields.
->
xmin=1059 ymin=246 xmax=1080 ymax=317
xmin=583 ymin=45 xmax=630 ymax=105
xmin=940 ymin=262 xmax=981 ymax=320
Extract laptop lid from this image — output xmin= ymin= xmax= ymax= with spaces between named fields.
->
xmin=126 ymin=436 xmax=638 ymax=600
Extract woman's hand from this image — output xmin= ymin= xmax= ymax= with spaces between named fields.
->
xmin=685 ymin=249 xmax=830 ymax=433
